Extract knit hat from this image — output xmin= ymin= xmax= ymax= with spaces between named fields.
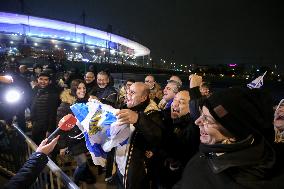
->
xmin=202 ymin=88 xmax=274 ymax=142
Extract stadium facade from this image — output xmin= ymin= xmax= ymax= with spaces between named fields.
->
xmin=0 ymin=12 xmax=150 ymax=66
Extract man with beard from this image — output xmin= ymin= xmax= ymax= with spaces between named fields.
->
xmin=30 ymin=72 xmax=60 ymax=145
xmin=92 ymin=71 xmax=117 ymax=107
xmin=115 ymin=82 xmax=163 ymax=189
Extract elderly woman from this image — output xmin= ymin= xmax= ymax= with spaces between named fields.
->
xmin=178 ymin=88 xmax=284 ymax=189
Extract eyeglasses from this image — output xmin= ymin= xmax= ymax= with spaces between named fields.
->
xmin=199 ymin=112 xmax=217 ymax=125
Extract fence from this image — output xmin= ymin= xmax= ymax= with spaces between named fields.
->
xmin=0 ymin=120 xmax=79 ymax=189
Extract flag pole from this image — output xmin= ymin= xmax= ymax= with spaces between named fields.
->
xmin=255 ymin=71 xmax=267 ymax=87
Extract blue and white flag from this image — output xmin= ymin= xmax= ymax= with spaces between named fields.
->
xmin=70 ymin=99 xmax=130 ymax=167
xmin=247 ymin=71 xmax=267 ymax=89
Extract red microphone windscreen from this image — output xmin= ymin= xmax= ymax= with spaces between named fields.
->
xmin=58 ymin=114 xmax=77 ymax=131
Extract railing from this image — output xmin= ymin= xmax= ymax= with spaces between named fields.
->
xmin=0 ymin=120 xmax=79 ymax=189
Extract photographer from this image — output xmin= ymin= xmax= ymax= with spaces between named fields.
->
xmin=0 ymin=62 xmax=33 ymax=132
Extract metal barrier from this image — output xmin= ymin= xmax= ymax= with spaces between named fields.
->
xmin=0 ymin=121 xmax=79 ymax=189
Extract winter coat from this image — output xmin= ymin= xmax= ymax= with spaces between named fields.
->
xmin=85 ymin=80 xmax=97 ymax=95
xmin=123 ymin=99 xmax=163 ymax=189
xmin=178 ymin=135 xmax=284 ymax=189
xmin=3 ymin=152 xmax=48 ymax=189
xmin=56 ymin=89 xmax=88 ymax=156
xmin=91 ymin=85 xmax=117 ymax=107
xmin=30 ymin=85 xmax=60 ymax=144
xmin=168 ymin=113 xmax=200 ymax=168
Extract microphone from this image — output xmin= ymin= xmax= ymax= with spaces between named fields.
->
xmin=47 ymin=114 xmax=77 ymax=142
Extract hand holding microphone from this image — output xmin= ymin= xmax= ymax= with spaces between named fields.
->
xmin=47 ymin=114 xmax=77 ymax=142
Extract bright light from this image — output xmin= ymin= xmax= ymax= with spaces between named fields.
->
xmin=10 ymin=41 xmax=14 ymax=44
xmin=5 ymin=89 xmax=21 ymax=103
xmin=82 ymin=58 xmax=89 ymax=62
xmin=256 ymin=69 xmax=260 ymax=72
xmin=34 ymin=43 xmax=38 ymax=46
xmin=55 ymin=45 xmax=58 ymax=48
xmin=110 ymin=49 xmax=116 ymax=54
xmin=74 ymin=47 xmax=77 ymax=50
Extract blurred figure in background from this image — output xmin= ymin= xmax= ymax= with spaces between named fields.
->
xmin=199 ymin=81 xmax=212 ymax=98
xmin=158 ymin=80 xmax=181 ymax=111
xmin=30 ymin=63 xmax=43 ymax=88
xmin=144 ymin=75 xmax=163 ymax=104
xmin=118 ymin=79 xmax=135 ymax=108
xmin=19 ymin=65 xmax=32 ymax=82
xmin=84 ymin=71 xmax=97 ymax=95
xmin=169 ymin=75 xmax=182 ymax=87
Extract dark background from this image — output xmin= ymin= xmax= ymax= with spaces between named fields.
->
xmin=0 ymin=0 xmax=283 ymax=69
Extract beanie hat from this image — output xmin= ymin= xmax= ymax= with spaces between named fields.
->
xmin=203 ymin=88 xmax=274 ymax=142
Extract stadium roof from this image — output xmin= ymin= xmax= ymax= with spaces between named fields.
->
xmin=0 ymin=12 xmax=150 ymax=56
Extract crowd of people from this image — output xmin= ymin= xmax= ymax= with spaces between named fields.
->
xmin=1 ymin=61 xmax=284 ymax=189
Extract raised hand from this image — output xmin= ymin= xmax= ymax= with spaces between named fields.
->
xmin=36 ymin=135 xmax=60 ymax=155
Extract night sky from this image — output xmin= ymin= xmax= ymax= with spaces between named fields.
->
xmin=0 ymin=0 xmax=283 ymax=67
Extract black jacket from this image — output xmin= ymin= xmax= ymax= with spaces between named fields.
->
xmin=124 ymin=99 xmax=163 ymax=189
xmin=168 ymin=113 xmax=200 ymax=168
xmin=91 ymin=85 xmax=117 ymax=107
xmin=30 ymin=85 xmax=60 ymax=144
xmin=178 ymin=135 xmax=284 ymax=189
xmin=3 ymin=152 xmax=48 ymax=189
xmin=85 ymin=80 xmax=97 ymax=95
